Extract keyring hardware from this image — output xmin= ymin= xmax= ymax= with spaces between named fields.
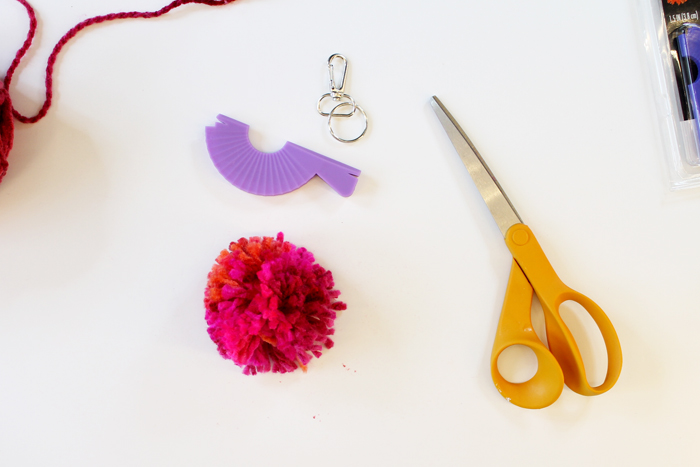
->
xmin=317 ymin=92 xmax=355 ymax=117
xmin=317 ymin=54 xmax=368 ymax=143
xmin=328 ymin=102 xmax=367 ymax=143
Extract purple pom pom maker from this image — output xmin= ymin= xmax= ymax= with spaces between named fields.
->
xmin=205 ymin=115 xmax=361 ymax=197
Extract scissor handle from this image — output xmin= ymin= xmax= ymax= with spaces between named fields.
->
xmin=504 ymin=224 xmax=623 ymax=397
xmin=491 ymin=260 xmax=564 ymax=409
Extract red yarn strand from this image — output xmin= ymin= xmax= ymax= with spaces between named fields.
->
xmin=3 ymin=0 xmax=37 ymax=92
xmin=5 ymin=0 xmax=238 ymax=124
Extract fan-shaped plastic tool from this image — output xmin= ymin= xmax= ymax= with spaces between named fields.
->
xmin=205 ymin=115 xmax=361 ymax=196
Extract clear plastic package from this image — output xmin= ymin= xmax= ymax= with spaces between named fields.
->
xmin=639 ymin=0 xmax=700 ymax=190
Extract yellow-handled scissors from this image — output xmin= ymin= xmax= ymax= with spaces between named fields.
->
xmin=431 ymin=96 xmax=622 ymax=409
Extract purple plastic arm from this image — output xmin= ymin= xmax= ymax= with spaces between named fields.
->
xmin=678 ymin=27 xmax=700 ymax=136
xmin=205 ymin=115 xmax=361 ymax=197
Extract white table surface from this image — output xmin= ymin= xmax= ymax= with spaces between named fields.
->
xmin=1 ymin=0 xmax=697 ymax=465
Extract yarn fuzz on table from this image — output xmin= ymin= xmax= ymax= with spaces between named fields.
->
xmin=204 ymin=233 xmax=346 ymax=375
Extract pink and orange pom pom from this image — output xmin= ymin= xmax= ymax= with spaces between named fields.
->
xmin=204 ymin=233 xmax=346 ymax=375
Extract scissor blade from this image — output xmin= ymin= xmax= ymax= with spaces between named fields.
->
xmin=431 ymin=96 xmax=522 ymax=237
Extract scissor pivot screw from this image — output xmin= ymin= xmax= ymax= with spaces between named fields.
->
xmin=511 ymin=229 xmax=530 ymax=246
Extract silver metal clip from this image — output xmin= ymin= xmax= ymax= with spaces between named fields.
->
xmin=328 ymin=54 xmax=348 ymax=99
xmin=317 ymin=54 xmax=368 ymax=143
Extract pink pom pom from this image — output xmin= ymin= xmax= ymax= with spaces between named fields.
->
xmin=204 ymin=233 xmax=346 ymax=375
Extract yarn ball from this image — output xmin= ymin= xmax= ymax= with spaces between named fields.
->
xmin=204 ymin=233 xmax=346 ymax=375
xmin=0 ymin=81 xmax=14 ymax=183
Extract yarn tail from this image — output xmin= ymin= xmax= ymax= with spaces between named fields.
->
xmin=289 ymin=144 xmax=361 ymax=197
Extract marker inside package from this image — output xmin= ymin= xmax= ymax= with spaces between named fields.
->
xmin=639 ymin=0 xmax=700 ymax=190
